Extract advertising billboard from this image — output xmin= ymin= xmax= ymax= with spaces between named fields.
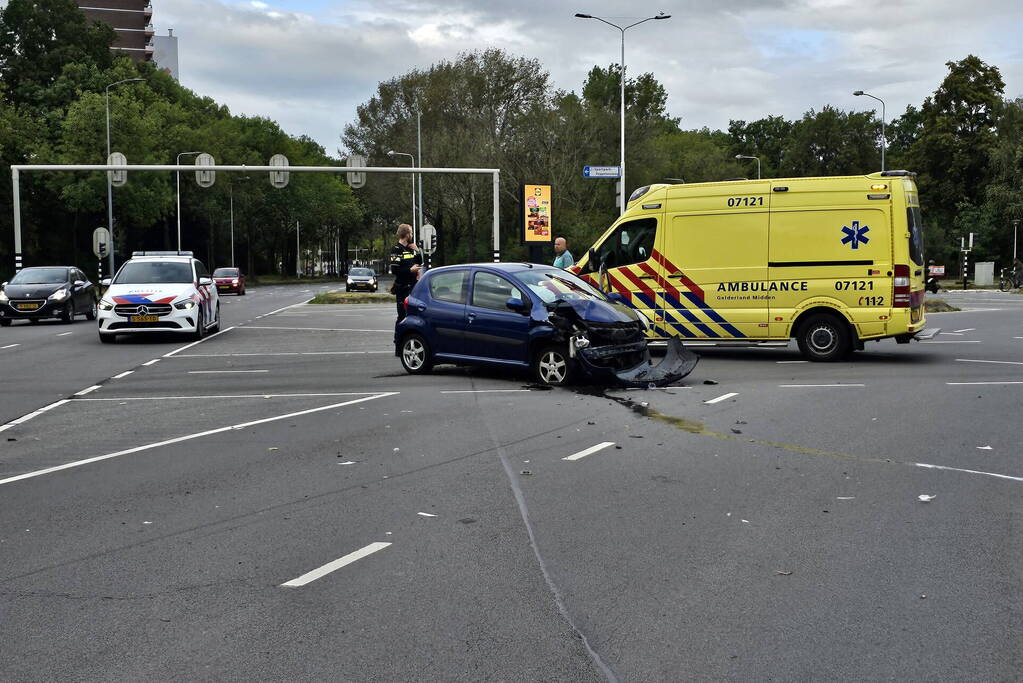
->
xmin=523 ymin=184 xmax=552 ymax=243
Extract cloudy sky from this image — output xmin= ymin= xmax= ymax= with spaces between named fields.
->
xmin=148 ymin=0 xmax=1023 ymax=155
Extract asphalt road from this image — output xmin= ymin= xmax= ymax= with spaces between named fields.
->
xmin=1 ymin=286 xmax=1020 ymax=682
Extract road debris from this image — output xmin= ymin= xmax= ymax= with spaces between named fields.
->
xmin=520 ymin=470 xmax=532 ymax=475
xmin=836 ymin=497 xmax=855 ymax=500
xmin=775 ymin=570 xmax=792 ymax=576
xmin=976 ymin=445 xmax=993 ymax=450
xmin=417 ymin=512 xmax=437 ymax=517
xmin=703 ymin=380 xmax=719 ymax=385
xmin=918 ymin=494 xmax=936 ymax=503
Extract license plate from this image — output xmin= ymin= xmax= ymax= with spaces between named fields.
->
xmin=15 ymin=303 xmax=38 ymax=310
xmin=130 ymin=315 xmax=159 ymax=323
xmin=217 ymin=286 xmax=229 ymax=290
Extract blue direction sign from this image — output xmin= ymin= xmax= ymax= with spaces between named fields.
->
xmin=583 ymin=165 xmax=621 ymax=178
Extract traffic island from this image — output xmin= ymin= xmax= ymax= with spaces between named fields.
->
xmin=308 ymin=292 xmax=394 ymax=304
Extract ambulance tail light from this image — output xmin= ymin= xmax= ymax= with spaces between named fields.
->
xmin=893 ymin=264 xmax=911 ymax=307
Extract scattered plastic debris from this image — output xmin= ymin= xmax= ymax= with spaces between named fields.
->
xmin=836 ymin=497 xmax=855 ymax=500
xmin=520 ymin=470 xmax=532 ymax=475
xmin=143 ymin=521 xmax=152 ymax=525
xmin=918 ymin=494 xmax=936 ymax=503
xmin=920 ymin=594 xmax=927 ymax=599
xmin=337 ymin=461 xmax=357 ymax=465
xmin=393 ymin=448 xmax=400 ymax=452
xmin=775 ymin=570 xmax=792 ymax=576
xmin=976 ymin=445 xmax=993 ymax=450
xmin=268 ymin=447 xmax=278 ymax=451
xmin=741 ymin=519 xmax=750 ymax=524
xmin=731 ymin=428 xmax=742 ymax=434
xmin=417 ymin=512 xmax=437 ymax=517
xmin=703 ymin=380 xmax=718 ymax=385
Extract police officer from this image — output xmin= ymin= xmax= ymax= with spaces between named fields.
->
xmin=389 ymin=223 xmax=422 ymax=324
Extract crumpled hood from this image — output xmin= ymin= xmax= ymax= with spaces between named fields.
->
xmin=552 ymin=297 xmax=640 ymax=324
xmin=3 ymin=283 xmax=67 ymax=299
xmin=104 ymin=284 xmax=193 ymax=305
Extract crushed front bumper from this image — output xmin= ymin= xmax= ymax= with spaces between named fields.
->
xmin=576 ymin=337 xmax=699 ymax=387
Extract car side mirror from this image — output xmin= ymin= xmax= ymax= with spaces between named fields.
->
xmin=506 ymin=297 xmax=530 ymax=314
xmin=73 ymin=280 xmax=86 ymax=289
xmin=199 ymin=277 xmax=214 ymax=286
xmin=1 ymin=282 xmax=6 ymax=288
xmin=99 ymin=278 xmax=112 ymax=287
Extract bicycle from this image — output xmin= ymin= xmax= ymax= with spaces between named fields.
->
xmin=998 ymin=269 xmax=1022 ymax=291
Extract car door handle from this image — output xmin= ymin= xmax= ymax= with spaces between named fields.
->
xmin=467 ymin=312 xmax=477 ymax=322
xmin=638 ymin=275 xmax=656 ymax=279
xmin=667 ymin=274 xmax=684 ymax=279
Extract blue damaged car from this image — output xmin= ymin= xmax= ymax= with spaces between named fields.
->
xmin=394 ymin=263 xmax=697 ymax=386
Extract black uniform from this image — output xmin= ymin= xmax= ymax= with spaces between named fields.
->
xmin=389 ymin=242 xmax=423 ymax=322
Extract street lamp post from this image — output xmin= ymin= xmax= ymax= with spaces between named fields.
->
xmin=853 ymin=90 xmax=886 ymax=172
xmin=1013 ymin=219 xmax=1019 ymax=262
xmin=105 ymin=77 xmax=144 ymax=274
xmin=388 ymin=150 xmax=417 ymax=243
xmin=228 ymin=176 xmax=250 ymax=268
xmin=735 ymin=154 xmax=761 ymax=180
xmin=576 ymin=11 xmax=671 ymax=215
xmin=416 ymin=109 xmax=424 ymax=236
xmin=176 ymin=151 xmax=203 ymax=251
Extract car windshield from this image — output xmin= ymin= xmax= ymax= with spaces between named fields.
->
xmin=515 ymin=269 xmax=608 ymax=304
xmin=213 ymin=268 xmax=239 ymax=277
xmin=350 ymin=268 xmax=374 ymax=277
xmin=9 ymin=268 xmax=68 ymax=285
xmin=114 ymin=261 xmax=193 ymax=284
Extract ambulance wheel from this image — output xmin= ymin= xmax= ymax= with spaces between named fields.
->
xmin=400 ymin=333 xmax=433 ymax=374
xmin=796 ymin=313 xmax=852 ymax=362
xmin=534 ymin=345 xmax=575 ymax=385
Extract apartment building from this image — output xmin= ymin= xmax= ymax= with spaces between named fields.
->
xmin=77 ymin=1 xmax=155 ymax=62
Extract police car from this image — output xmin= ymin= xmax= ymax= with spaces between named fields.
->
xmin=96 ymin=251 xmax=221 ymax=344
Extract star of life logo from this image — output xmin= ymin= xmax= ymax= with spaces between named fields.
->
xmin=841 ymin=221 xmax=870 ymax=250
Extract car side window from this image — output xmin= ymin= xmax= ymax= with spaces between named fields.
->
xmin=194 ymin=261 xmax=210 ymax=280
xmin=429 ymin=270 xmax=468 ymax=304
xmin=471 ymin=272 xmax=524 ymax=310
xmin=585 ymin=217 xmax=657 ymax=273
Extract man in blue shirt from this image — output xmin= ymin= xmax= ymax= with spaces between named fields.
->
xmin=553 ymin=237 xmax=574 ymax=269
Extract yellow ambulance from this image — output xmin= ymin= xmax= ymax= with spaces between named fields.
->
xmin=574 ymin=171 xmax=938 ymax=361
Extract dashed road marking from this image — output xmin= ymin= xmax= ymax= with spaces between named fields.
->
xmin=241 ymin=326 xmax=391 ymax=332
xmin=0 ymin=399 xmax=70 ymax=433
xmin=56 ymin=332 xmax=73 ymax=337
xmin=776 ymin=360 xmax=807 ymax=364
xmin=915 ymin=462 xmax=1023 ymax=482
xmin=953 ymin=328 xmax=976 ymax=333
xmin=563 ymin=442 xmax=616 ymax=461
xmin=440 ymin=389 xmax=531 ymax=394
xmin=163 ymin=326 xmax=236 ymax=358
xmin=920 ymin=340 xmax=982 ymax=344
xmin=1 ymin=344 xmax=19 ymax=350
xmin=280 ymin=542 xmax=392 ymax=588
xmin=111 ymin=370 xmax=134 ymax=379
xmin=74 ymin=385 xmax=102 ymax=396
xmin=946 ymin=381 xmax=1023 ymax=386
xmin=187 ymin=369 xmax=269 ymax=374
xmin=955 ymin=358 xmax=1023 ymax=366
xmin=778 ymin=384 xmax=865 ymax=388
xmin=76 ymin=392 xmax=383 ymax=401
xmin=143 ymin=359 xmax=161 ymax=366
xmin=705 ymin=392 xmax=739 ymax=404
xmin=170 ymin=351 xmax=390 ymax=358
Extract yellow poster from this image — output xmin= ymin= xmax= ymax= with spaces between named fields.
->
xmin=523 ymin=184 xmax=552 ymax=243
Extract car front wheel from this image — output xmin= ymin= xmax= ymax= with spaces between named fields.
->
xmin=534 ymin=345 xmax=575 ymax=385
xmin=400 ymin=334 xmax=433 ymax=374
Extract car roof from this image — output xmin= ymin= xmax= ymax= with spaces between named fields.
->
xmin=427 ymin=262 xmax=547 ymax=275
xmin=127 ymin=256 xmax=193 ymax=263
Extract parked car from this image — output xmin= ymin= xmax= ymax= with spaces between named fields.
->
xmin=346 ymin=267 xmax=378 ymax=292
xmin=213 ymin=267 xmax=246 ymax=295
xmin=96 ymin=251 xmax=220 ymax=343
xmin=394 ymin=263 xmax=696 ymax=386
xmin=0 ymin=266 xmax=96 ymax=326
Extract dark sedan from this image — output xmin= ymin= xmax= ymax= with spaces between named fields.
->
xmin=394 ymin=263 xmax=697 ymax=386
xmin=0 ymin=266 xmax=97 ymax=326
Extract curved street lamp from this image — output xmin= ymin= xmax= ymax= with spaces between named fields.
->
xmin=735 ymin=154 xmax=761 ymax=180
xmin=105 ymin=77 xmax=144 ymax=274
xmin=853 ymin=90 xmax=886 ymax=171
xmin=575 ymin=11 xmax=671 ymax=215
xmin=388 ymin=150 xmax=417 ymax=243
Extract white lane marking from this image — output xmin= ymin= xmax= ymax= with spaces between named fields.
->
xmin=241 ymin=326 xmax=391 ymax=332
xmin=704 ymin=392 xmax=738 ymax=404
xmin=915 ymin=462 xmax=1023 ymax=483
xmin=75 ymin=392 xmax=380 ymax=401
xmin=939 ymin=332 xmax=964 ymax=336
xmin=170 ymin=351 xmax=390 ymax=358
xmin=417 ymin=512 xmax=437 ymax=517
xmin=955 ymin=358 xmax=1023 ymax=366
xmin=920 ymin=340 xmax=982 ymax=344
xmin=439 ymin=389 xmax=531 ymax=394
xmin=953 ymin=328 xmax=976 ymax=333
xmin=1014 ymin=337 xmax=1023 ymax=340
xmin=0 ymin=393 xmax=398 ymax=487
xmin=111 ymin=370 xmax=134 ymax=379
xmin=946 ymin=381 xmax=1023 ymax=386
xmin=187 ymin=369 xmax=269 ymax=374
xmin=776 ymin=360 xmax=807 ymax=364
xmin=163 ymin=326 xmax=236 ymax=358
xmin=0 ymin=399 xmax=70 ymax=433
xmin=56 ymin=332 xmax=73 ymax=337
xmin=1 ymin=344 xmax=19 ymax=349
xmin=74 ymin=385 xmax=102 ymax=396
xmin=143 ymin=359 xmax=161 ymax=366
xmin=563 ymin=442 xmax=616 ymax=462
xmin=263 ymin=301 xmax=312 ymax=317
xmin=280 ymin=542 xmax=392 ymax=588
xmin=778 ymin=384 xmax=865 ymax=388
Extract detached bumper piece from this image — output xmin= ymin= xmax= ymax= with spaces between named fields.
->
xmin=896 ymin=327 xmax=940 ymax=344
xmin=577 ymin=337 xmax=699 ymax=387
